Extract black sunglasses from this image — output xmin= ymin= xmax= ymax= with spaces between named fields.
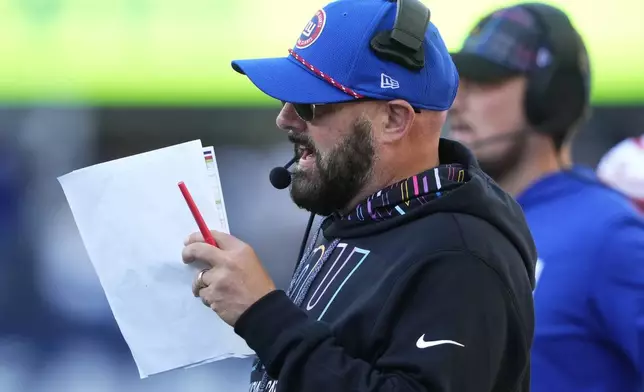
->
xmin=280 ymin=101 xmax=321 ymax=122
xmin=289 ymin=102 xmax=317 ymax=122
xmin=281 ymin=100 xmax=420 ymax=122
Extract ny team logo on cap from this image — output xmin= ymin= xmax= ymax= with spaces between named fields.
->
xmin=295 ymin=9 xmax=326 ymax=49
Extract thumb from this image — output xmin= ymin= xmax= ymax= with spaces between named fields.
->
xmin=183 ymin=230 xmax=240 ymax=249
xmin=210 ymin=230 xmax=240 ymax=249
xmin=184 ymin=231 xmax=205 ymax=246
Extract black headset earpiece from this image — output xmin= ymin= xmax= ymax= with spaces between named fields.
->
xmin=519 ymin=3 xmax=590 ymax=144
xmin=370 ymin=0 xmax=431 ymax=71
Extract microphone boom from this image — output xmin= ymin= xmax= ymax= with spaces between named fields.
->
xmin=269 ymin=156 xmax=298 ymax=189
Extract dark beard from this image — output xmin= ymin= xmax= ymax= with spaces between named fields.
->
xmin=289 ymin=118 xmax=375 ymax=216
xmin=477 ymin=130 xmax=528 ymax=182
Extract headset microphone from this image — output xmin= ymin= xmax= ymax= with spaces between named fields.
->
xmin=269 ymin=156 xmax=298 ymax=190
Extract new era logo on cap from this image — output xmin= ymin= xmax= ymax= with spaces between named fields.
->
xmin=230 ymin=0 xmax=458 ymax=111
xmin=381 ymin=73 xmax=400 ymax=89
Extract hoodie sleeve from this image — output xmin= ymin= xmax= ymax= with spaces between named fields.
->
xmin=234 ymin=250 xmax=522 ymax=392
xmin=591 ymin=215 xmax=644 ymax=373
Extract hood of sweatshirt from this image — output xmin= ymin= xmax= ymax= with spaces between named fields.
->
xmin=322 ymin=138 xmax=537 ymax=287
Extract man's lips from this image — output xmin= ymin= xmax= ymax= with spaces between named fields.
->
xmin=288 ymin=133 xmax=316 ymax=163
xmin=297 ymin=144 xmax=315 ymax=160
xmin=292 ymin=139 xmax=314 ymax=157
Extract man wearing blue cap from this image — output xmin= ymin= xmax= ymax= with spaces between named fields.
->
xmin=182 ymin=1 xmax=536 ymax=391
xmin=449 ymin=3 xmax=644 ymax=392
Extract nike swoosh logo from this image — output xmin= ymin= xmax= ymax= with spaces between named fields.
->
xmin=416 ymin=334 xmax=465 ymax=349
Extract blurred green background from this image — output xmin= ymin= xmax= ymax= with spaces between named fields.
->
xmin=1 ymin=0 xmax=642 ymax=105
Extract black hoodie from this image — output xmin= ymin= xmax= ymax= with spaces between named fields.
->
xmin=234 ymin=138 xmax=537 ymax=392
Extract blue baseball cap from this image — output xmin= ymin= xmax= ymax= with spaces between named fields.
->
xmin=230 ymin=0 xmax=459 ymax=111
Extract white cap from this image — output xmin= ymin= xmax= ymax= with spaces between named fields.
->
xmin=597 ymin=135 xmax=644 ymax=203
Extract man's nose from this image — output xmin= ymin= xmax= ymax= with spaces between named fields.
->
xmin=276 ymin=103 xmax=306 ymax=133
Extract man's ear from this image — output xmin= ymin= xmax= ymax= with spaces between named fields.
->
xmin=382 ymin=100 xmax=416 ymax=143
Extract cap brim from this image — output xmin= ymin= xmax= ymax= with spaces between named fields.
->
xmin=451 ymin=52 xmax=522 ymax=83
xmin=231 ymin=56 xmax=357 ymax=104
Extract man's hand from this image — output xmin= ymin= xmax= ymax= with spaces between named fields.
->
xmin=182 ymin=230 xmax=276 ymax=326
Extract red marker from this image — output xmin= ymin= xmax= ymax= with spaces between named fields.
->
xmin=178 ymin=181 xmax=217 ymax=247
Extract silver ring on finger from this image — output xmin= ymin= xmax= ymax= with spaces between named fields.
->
xmin=196 ymin=268 xmax=210 ymax=290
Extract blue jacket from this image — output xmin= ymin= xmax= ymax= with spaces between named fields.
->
xmin=518 ymin=165 xmax=644 ymax=392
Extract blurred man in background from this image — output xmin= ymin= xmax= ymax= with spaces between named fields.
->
xmin=449 ymin=3 xmax=644 ymax=391
xmin=597 ymin=134 xmax=644 ymax=213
